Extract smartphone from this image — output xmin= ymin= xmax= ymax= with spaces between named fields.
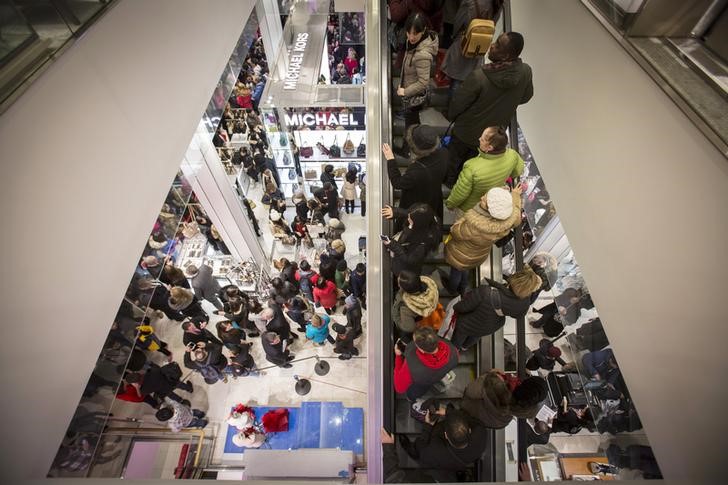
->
xmin=379 ymin=234 xmax=390 ymax=242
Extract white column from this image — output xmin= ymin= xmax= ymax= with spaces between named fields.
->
xmin=181 ymin=122 xmax=267 ymax=267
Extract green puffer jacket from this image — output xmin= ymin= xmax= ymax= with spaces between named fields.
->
xmin=445 ymin=148 xmax=523 ymax=212
xmin=445 ymin=190 xmax=522 ymax=270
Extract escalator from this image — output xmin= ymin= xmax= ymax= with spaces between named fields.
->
xmin=367 ymin=0 xmax=511 ymax=481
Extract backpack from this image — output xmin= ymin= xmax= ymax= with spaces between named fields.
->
xmin=418 ymin=302 xmax=445 ymax=330
xmin=461 ymin=2 xmax=495 ymax=58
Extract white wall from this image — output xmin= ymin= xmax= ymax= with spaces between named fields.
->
xmin=513 ymin=1 xmax=728 ymax=480
xmin=0 ymin=0 xmax=255 ymax=478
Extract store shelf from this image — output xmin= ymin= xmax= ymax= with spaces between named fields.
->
xmin=300 ymin=157 xmax=365 ymax=162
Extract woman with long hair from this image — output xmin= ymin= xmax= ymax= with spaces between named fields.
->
xmin=382 ymin=203 xmax=441 ymax=276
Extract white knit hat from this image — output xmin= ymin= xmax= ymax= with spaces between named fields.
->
xmin=486 ymin=188 xmax=513 ymax=220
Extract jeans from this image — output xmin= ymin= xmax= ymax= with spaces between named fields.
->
xmin=404 ymin=106 xmax=422 ymax=130
xmin=447 ymin=79 xmax=462 ymax=106
xmin=451 ymin=328 xmax=479 ymax=350
xmin=188 ymin=409 xmax=207 ymax=428
xmin=447 ymin=266 xmax=469 ymax=294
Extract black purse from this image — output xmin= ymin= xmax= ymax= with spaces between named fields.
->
xmin=356 ymin=136 xmax=366 ymax=157
xmin=329 ymin=136 xmax=341 ymax=158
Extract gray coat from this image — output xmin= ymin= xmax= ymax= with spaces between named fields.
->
xmin=190 ymin=264 xmax=223 ymax=310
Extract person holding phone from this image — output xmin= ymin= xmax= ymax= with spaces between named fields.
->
xmin=381 ymin=203 xmax=441 ymax=277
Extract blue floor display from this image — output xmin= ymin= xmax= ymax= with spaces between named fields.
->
xmin=224 ymin=401 xmax=364 ymax=454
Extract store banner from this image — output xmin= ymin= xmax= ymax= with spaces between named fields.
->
xmin=283 ymin=107 xmax=366 ymax=130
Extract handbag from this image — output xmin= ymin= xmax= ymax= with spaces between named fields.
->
xmin=282 ymin=152 xmax=291 ymax=166
xmin=288 ymin=168 xmax=296 ymax=180
xmin=316 ymin=137 xmax=330 ymax=156
xmin=300 ymin=142 xmax=314 ymax=158
xmin=279 ymin=132 xmax=287 ymax=147
xmin=304 ymin=169 xmax=317 ymax=180
xmin=329 ymin=136 xmax=341 ymax=158
xmin=356 ymin=137 xmax=366 ymax=157
xmin=342 ymin=133 xmax=355 ymax=155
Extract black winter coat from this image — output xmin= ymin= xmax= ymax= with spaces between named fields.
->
xmin=453 ymin=279 xmax=530 ymax=337
xmin=387 ymin=148 xmax=449 ymax=221
xmin=414 ymin=412 xmax=489 ymax=470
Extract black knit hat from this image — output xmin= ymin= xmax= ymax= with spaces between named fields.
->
xmin=411 ymin=125 xmax=439 ymax=150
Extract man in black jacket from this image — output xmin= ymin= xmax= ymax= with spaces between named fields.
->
xmin=382 ymin=125 xmax=449 ymax=224
xmin=400 ymin=407 xmax=489 ymax=472
xmin=139 ymin=362 xmax=193 ymax=404
xmin=182 ymin=320 xmax=223 ymax=347
xmin=262 ymin=331 xmax=294 ymax=368
xmin=447 ymin=32 xmax=533 ymax=183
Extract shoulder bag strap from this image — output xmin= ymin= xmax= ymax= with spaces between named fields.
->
xmin=489 ymin=287 xmax=504 ymax=317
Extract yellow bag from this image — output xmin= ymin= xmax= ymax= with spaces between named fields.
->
xmin=461 ymin=18 xmax=495 ymax=58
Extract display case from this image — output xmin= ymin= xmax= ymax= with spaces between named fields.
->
xmin=504 ymin=126 xmax=662 ymax=479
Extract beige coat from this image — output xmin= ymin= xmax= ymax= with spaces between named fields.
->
xmin=401 ymin=32 xmax=439 ymax=97
xmin=445 ymin=190 xmax=522 ymax=270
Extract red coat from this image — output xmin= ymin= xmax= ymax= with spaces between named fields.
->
xmin=312 ymin=274 xmax=338 ymax=308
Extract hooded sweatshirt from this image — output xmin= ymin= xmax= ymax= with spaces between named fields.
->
xmin=394 ymin=339 xmax=459 ymax=394
xmin=448 ymin=60 xmax=533 ymax=148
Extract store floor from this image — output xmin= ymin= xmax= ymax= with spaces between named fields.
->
xmin=110 ymin=175 xmax=370 ymax=473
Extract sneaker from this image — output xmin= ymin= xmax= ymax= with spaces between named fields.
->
xmin=282 ymin=363 xmax=293 ymax=368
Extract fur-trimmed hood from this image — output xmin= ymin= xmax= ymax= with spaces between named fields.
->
xmin=405 ymin=127 xmax=440 ymax=159
xmin=168 ymin=287 xmax=194 ymax=310
xmin=402 ymin=276 xmax=439 ymax=317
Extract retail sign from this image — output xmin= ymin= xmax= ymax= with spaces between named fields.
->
xmin=284 ymin=111 xmax=360 ymax=127
xmin=283 ymin=33 xmax=309 ymax=91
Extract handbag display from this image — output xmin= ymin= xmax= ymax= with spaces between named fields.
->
xmin=329 ymin=136 xmax=341 ymax=158
xmin=356 ymin=137 xmax=366 ymax=157
xmin=316 ymin=137 xmax=330 ymax=156
xmin=342 ymin=133 xmax=355 ymax=155
xmin=279 ymin=132 xmax=287 ymax=147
